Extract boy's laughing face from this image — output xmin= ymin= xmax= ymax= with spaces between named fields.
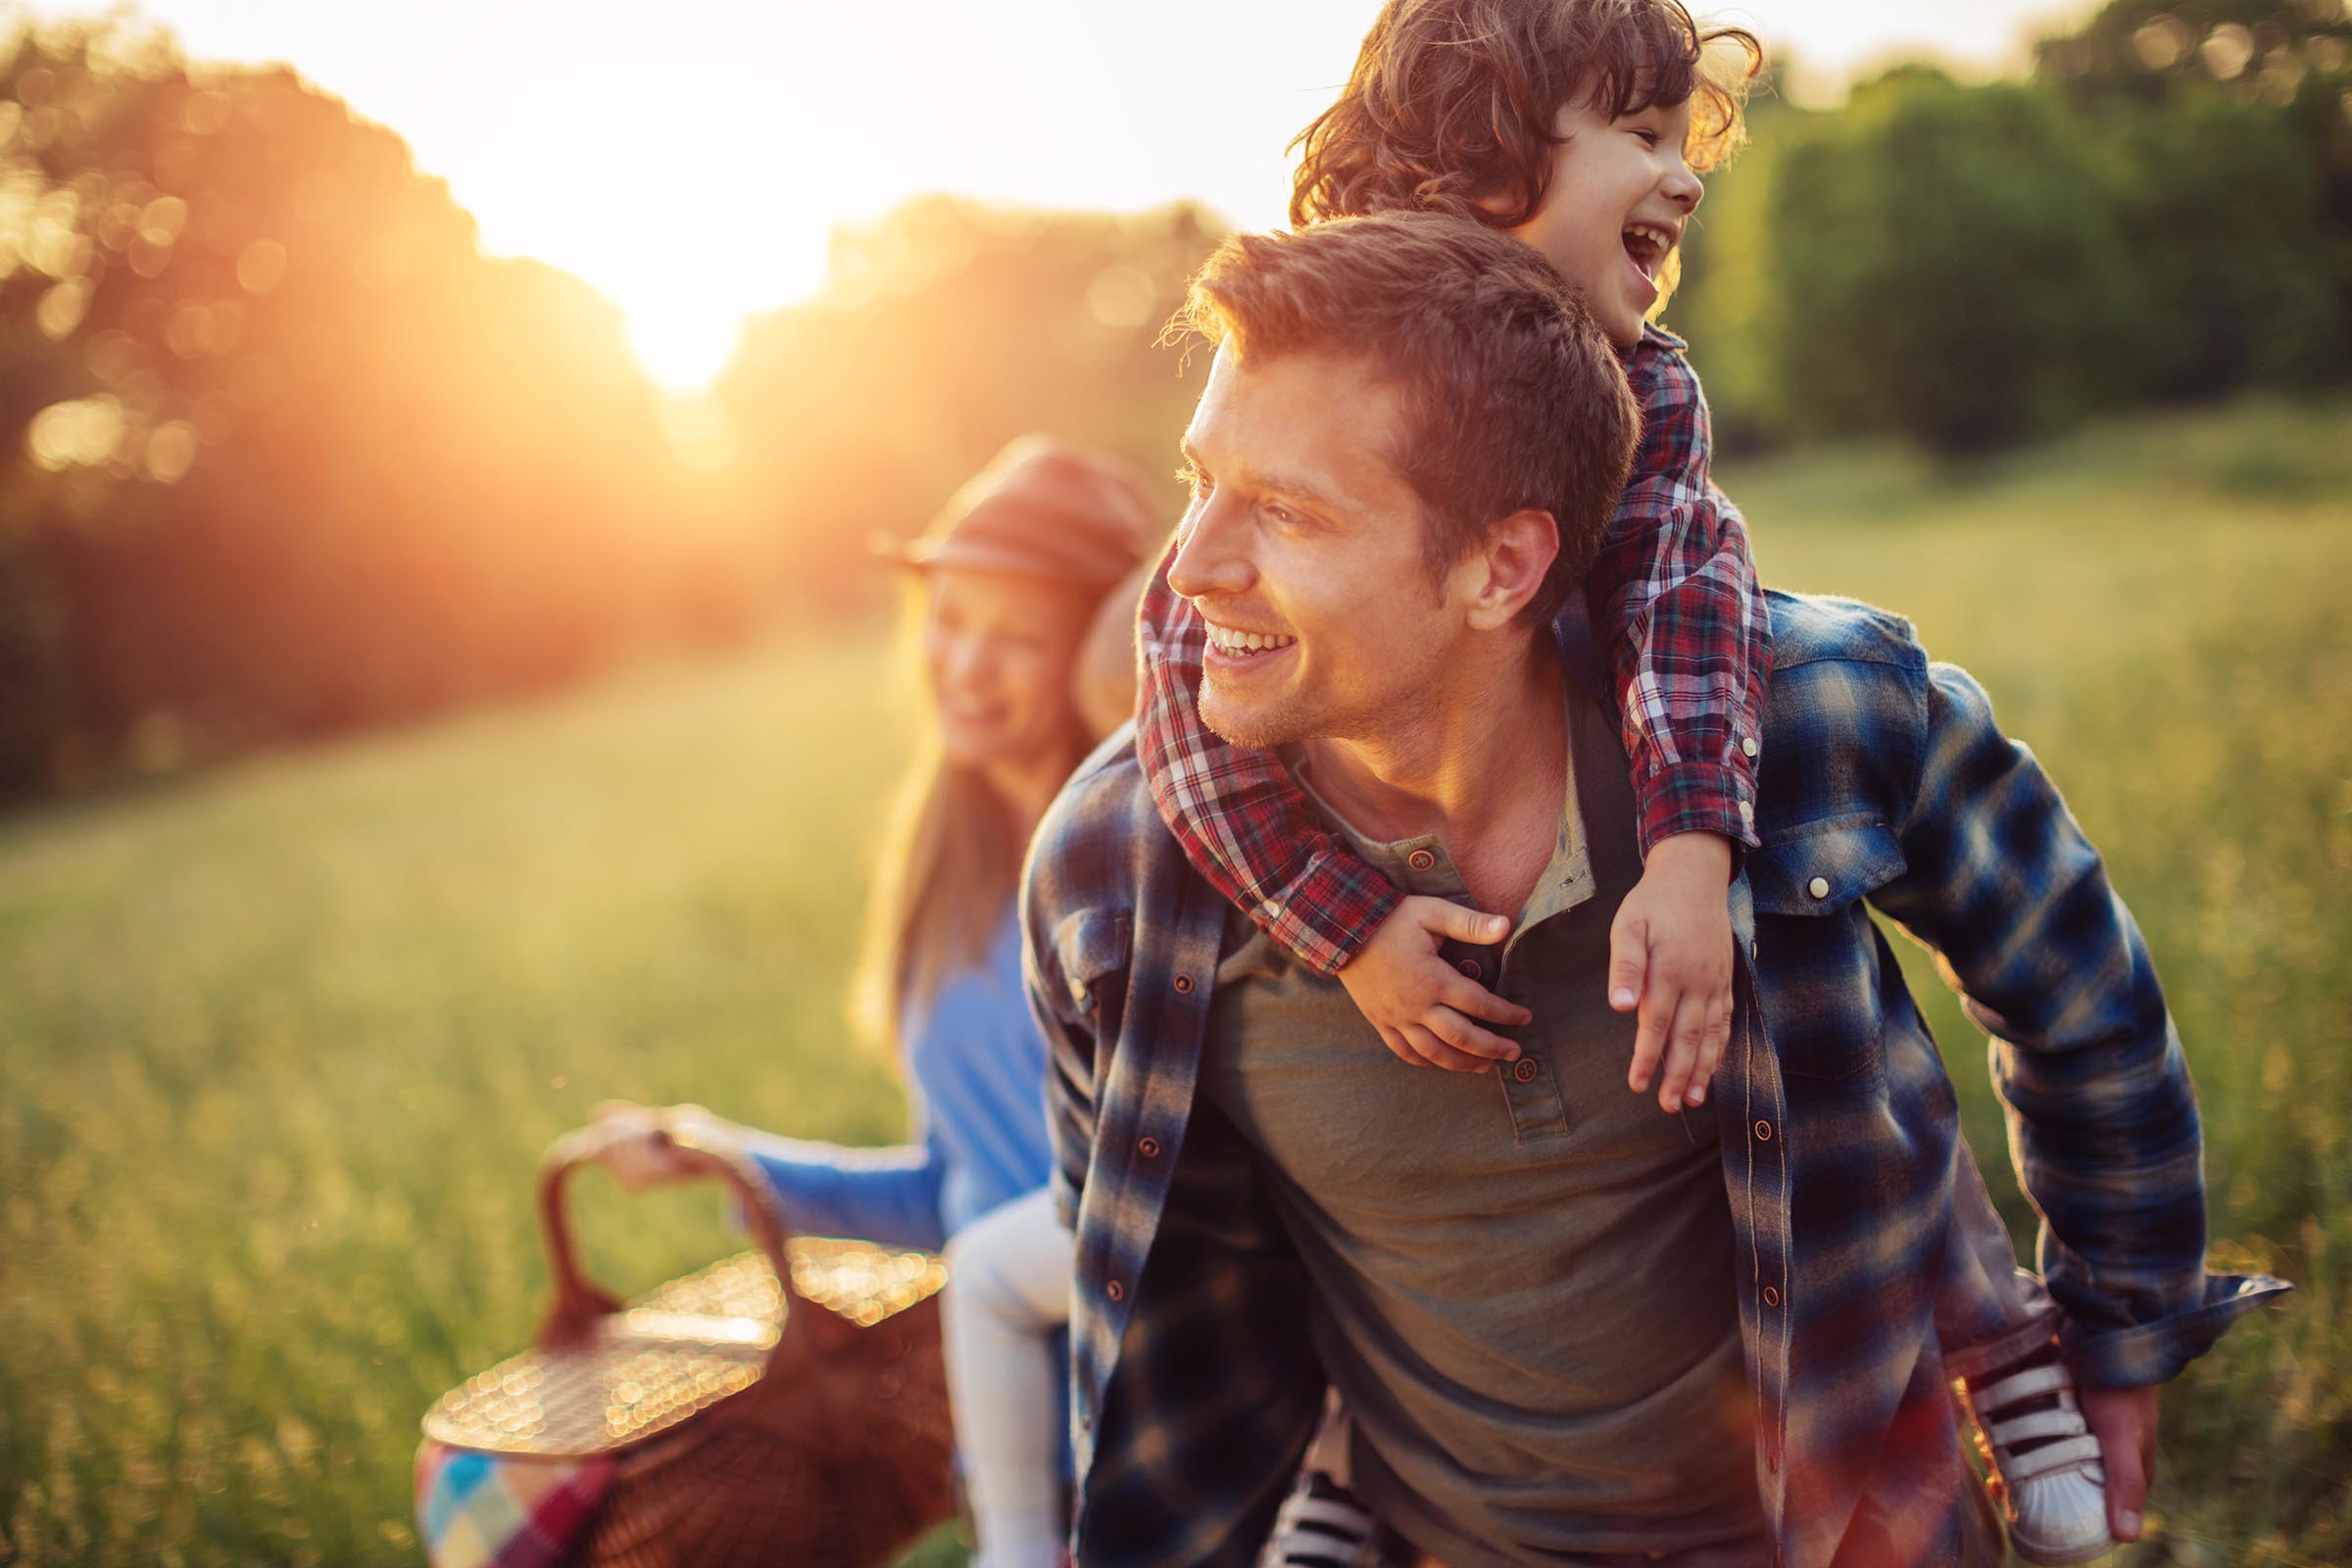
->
xmin=1503 ymin=92 xmax=1704 ymax=350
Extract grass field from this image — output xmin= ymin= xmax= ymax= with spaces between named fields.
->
xmin=3 ymin=399 xmax=2348 ymax=1565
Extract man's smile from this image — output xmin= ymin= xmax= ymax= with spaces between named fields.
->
xmin=1203 ymin=620 xmax=1298 ymax=665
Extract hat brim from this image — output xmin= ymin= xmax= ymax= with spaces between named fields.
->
xmin=868 ymin=529 xmax=1128 ymax=592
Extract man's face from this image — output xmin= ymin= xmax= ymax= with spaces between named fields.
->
xmin=1167 ymin=345 xmax=1459 ymax=750
xmin=1503 ymin=92 xmax=1703 ymax=349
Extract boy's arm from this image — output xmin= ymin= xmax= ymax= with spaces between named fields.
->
xmin=1587 ymin=337 xmax=1770 ymax=857
xmin=1135 ymin=538 xmax=1400 ymax=977
xmin=1589 ymin=338 xmax=1770 ymax=1108
xmin=1869 ymin=661 xmax=2287 ymax=1387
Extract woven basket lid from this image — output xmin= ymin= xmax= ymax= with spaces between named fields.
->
xmin=424 ymin=1239 xmax=945 ymax=1457
xmin=425 ymin=1124 xmax=949 ymax=1461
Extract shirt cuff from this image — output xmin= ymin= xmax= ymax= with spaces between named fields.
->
xmin=2063 ymin=1272 xmax=2293 ymax=1390
xmin=1637 ymin=759 xmax=1763 ymax=857
xmin=1278 ymin=865 xmax=1404 ymax=979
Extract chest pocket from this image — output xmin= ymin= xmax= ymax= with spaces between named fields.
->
xmin=1748 ymin=817 xmax=1906 ymax=915
xmin=1746 ymin=819 xmax=1907 ymax=1081
xmin=1051 ymin=908 xmax=1132 ymax=1027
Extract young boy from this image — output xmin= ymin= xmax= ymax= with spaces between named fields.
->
xmin=1134 ymin=3 xmax=2117 ymax=1562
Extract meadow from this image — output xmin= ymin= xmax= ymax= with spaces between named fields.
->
xmin=2 ymin=399 xmax=2347 ymax=1565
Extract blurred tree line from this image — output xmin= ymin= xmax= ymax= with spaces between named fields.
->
xmin=0 ymin=18 xmax=1210 ymax=797
xmin=3 ymin=3 xmax=2346 ymax=797
xmin=1673 ymin=0 xmax=2352 ymax=454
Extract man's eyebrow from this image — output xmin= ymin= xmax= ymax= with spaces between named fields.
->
xmin=1177 ymin=437 xmax=1352 ymax=515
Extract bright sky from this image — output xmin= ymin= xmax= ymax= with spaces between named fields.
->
xmin=18 ymin=0 xmax=2092 ymax=388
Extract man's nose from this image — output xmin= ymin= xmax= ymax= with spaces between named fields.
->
xmin=1165 ymin=496 xmax=1254 ymax=602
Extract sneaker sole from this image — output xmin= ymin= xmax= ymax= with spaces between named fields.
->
xmin=2009 ymin=1526 xmax=2117 ymax=1565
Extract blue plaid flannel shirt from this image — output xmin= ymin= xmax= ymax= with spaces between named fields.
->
xmin=1021 ymin=590 xmax=2287 ymax=1567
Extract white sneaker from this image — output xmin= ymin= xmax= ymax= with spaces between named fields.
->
xmin=1257 ymin=1471 xmax=1382 ymax=1568
xmin=1962 ymin=1353 xmax=2115 ymax=1565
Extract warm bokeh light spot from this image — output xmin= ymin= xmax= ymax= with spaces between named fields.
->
xmin=2133 ymin=18 xmax=2192 ymax=72
xmin=2202 ymin=24 xmax=2255 ymax=80
xmin=235 ymin=236 xmax=286 ymax=293
xmin=180 ymin=86 xmax=231 ymax=135
xmin=140 ymin=193 xmax=189 ymax=242
xmin=142 ymin=420 xmax=200 ymax=484
xmin=26 ymin=394 xmax=125 ymax=470
xmin=36 ymin=276 xmax=91 ymax=338
xmin=1087 ymin=266 xmax=1157 ymax=329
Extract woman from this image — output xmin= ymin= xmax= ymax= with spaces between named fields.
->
xmin=580 ymin=435 xmax=1159 ymax=1568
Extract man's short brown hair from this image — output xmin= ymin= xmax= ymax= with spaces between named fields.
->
xmin=1291 ymin=0 xmax=1763 ymax=300
xmin=1169 ymin=211 xmax=1638 ymax=628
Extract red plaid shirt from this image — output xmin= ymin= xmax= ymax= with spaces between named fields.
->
xmin=1136 ymin=322 xmax=1771 ymax=976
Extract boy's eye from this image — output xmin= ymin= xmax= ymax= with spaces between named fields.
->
xmin=1176 ymin=465 xmax=1213 ymax=499
xmin=1631 ymin=127 xmax=1660 ymax=147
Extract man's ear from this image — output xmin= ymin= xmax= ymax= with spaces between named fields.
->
xmin=1461 ymin=509 xmax=1561 ymax=631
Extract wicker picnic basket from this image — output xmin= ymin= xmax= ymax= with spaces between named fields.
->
xmin=419 ymin=1123 xmax=956 ymax=1567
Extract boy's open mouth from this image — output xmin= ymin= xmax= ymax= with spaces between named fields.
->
xmin=1622 ymin=223 xmax=1675 ymax=280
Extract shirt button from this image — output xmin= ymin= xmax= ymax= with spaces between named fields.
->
xmin=1512 ymin=1057 xmax=1540 ymax=1083
xmin=1807 ymin=876 xmax=1830 ymax=900
xmin=1738 ymin=800 xmax=1754 ymax=824
xmin=1407 ymin=850 xmax=1437 ymax=872
xmin=1753 ymin=1119 xmax=1773 ymax=1142
xmin=1741 ymin=735 xmax=1759 ymax=759
xmin=1105 ymin=1280 xmax=1124 ymax=1301
xmin=1457 ymin=958 xmax=1483 ymax=980
xmin=1762 ymin=1286 xmax=1781 ymax=1307
xmin=1172 ymin=973 xmax=1194 ymax=994
xmin=1138 ymin=1137 xmax=1160 ymax=1158
xmin=1748 ymin=939 xmax=1759 ymax=959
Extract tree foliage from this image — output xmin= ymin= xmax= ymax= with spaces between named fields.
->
xmin=4 ymin=4 xmax=2348 ymax=795
xmin=0 ymin=19 xmax=1213 ymax=796
xmin=1673 ymin=2 xmax=2351 ymax=455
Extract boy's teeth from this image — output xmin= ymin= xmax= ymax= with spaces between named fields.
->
xmin=1210 ymin=628 xmax=1296 ymax=655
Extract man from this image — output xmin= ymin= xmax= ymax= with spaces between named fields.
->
xmin=1020 ymin=212 xmax=2282 ymax=1566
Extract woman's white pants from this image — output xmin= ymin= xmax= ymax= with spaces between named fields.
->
xmin=942 ymin=1186 xmax=1075 ymax=1568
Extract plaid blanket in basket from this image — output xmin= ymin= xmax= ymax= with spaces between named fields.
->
xmin=416 ymin=1440 xmax=615 ymax=1568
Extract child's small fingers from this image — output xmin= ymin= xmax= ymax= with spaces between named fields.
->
xmin=1685 ymin=998 xmax=1732 ymax=1105
xmin=1413 ymin=896 xmax=1511 ymax=947
xmin=1376 ymin=1026 xmax=1424 ymax=1070
xmin=1401 ymin=1022 xmax=1492 ymax=1074
xmin=1660 ymin=993 xmax=1711 ymax=1113
xmin=1442 ymin=973 xmax=1533 ymax=1027
xmin=1627 ymin=996 xmax=1669 ymax=1093
xmin=1606 ymin=915 xmax=1648 ymax=1013
xmin=1425 ymin=1005 xmax=1519 ymax=1061
xmin=1654 ymin=995 xmax=1700 ymax=1111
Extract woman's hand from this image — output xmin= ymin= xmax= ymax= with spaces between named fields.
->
xmin=551 ymin=1101 xmax=742 ymax=1192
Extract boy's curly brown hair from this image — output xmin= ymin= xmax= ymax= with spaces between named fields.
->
xmin=1290 ymin=0 xmax=1763 ymax=244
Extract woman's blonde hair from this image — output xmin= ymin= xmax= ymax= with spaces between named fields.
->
xmin=853 ymin=728 xmax=1028 ymax=1047
xmin=851 ymin=439 xmax=1160 ymax=1048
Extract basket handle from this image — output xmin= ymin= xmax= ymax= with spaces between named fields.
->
xmin=533 ymin=1114 xmax=807 ymax=1352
